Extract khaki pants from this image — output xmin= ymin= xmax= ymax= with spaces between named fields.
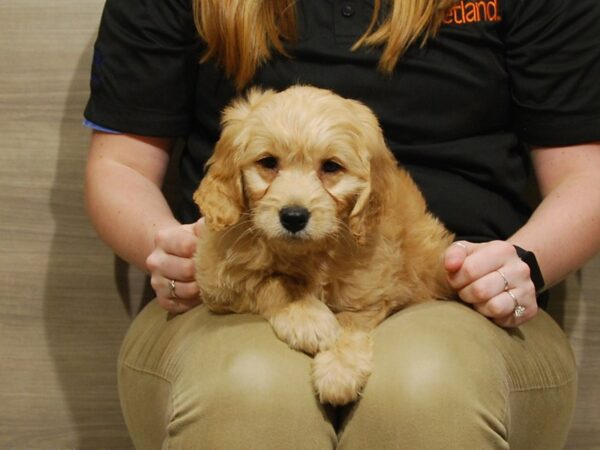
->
xmin=118 ymin=300 xmax=576 ymax=450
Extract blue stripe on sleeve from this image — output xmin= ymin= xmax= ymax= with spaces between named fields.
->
xmin=83 ymin=118 xmax=121 ymax=134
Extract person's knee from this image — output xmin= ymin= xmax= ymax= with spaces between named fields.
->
xmin=119 ymin=304 xmax=337 ymax=449
xmin=218 ymin=347 xmax=312 ymax=403
xmin=168 ymin=346 xmax=336 ymax=449
xmin=369 ymin=320 xmax=507 ymax=418
xmin=338 ymin=302 xmax=510 ymax=449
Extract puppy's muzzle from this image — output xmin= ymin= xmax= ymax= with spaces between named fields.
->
xmin=279 ymin=205 xmax=310 ymax=233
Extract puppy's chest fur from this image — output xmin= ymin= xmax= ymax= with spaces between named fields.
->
xmin=196 ymin=224 xmax=445 ymax=317
xmin=196 ymin=228 xmax=350 ymax=313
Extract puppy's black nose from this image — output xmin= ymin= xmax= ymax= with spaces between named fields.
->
xmin=279 ymin=206 xmax=310 ymax=233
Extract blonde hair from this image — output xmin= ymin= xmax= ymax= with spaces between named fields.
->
xmin=194 ymin=0 xmax=456 ymax=90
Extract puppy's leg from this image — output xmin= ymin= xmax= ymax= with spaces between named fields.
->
xmin=268 ymin=297 xmax=341 ymax=355
xmin=312 ymin=310 xmax=386 ymax=405
xmin=312 ymin=328 xmax=373 ymax=405
xmin=257 ymin=278 xmax=340 ymax=355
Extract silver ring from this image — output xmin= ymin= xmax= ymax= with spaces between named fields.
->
xmin=453 ymin=242 xmax=468 ymax=251
xmin=496 ymin=270 xmax=509 ymax=291
xmin=168 ymin=279 xmax=179 ymax=299
xmin=507 ymin=290 xmax=526 ymax=318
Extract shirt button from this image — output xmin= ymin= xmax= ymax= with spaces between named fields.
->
xmin=341 ymin=4 xmax=355 ymax=18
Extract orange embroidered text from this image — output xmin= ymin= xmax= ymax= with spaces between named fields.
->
xmin=443 ymin=0 xmax=502 ymax=25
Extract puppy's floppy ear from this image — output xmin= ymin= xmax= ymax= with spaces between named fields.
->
xmin=193 ymin=88 xmax=276 ymax=230
xmin=348 ymin=101 xmax=399 ymax=245
xmin=193 ymin=142 xmax=243 ymax=231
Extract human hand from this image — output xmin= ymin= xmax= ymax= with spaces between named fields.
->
xmin=146 ymin=219 xmax=204 ymax=314
xmin=444 ymin=240 xmax=538 ymax=327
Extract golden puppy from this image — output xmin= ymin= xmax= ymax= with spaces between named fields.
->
xmin=194 ymin=86 xmax=454 ymax=405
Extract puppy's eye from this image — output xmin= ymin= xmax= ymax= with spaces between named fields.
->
xmin=257 ymin=156 xmax=278 ymax=170
xmin=321 ymin=160 xmax=343 ymax=174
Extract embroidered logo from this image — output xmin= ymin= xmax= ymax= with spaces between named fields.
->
xmin=443 ymin=0 xmax=502 ymax=25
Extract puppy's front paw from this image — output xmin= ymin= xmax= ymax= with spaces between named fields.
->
xmin=311 ymin=331 xmax=373 ymax=405
xmin=269 ymin=300 xmax=340 ymax=355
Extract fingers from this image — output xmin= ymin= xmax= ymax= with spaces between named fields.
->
xmin=447 ymin=240 xmax=516 ymax=290
xmin=472 ymin=285 xmax=538 ymax=327
xmin=146 ymin=222 xmax=204 ymax=314
xmin=444 ymin=241 xmax=470 ymax=273
xmin=147 ymin=251 xmax=196 ymax=283
xmin=153 ymin=225 xmax=198 ymax=259
xmin=155 ymin=279 xmax=202 ymax=314
xmin=457 ymin=263 xmax=531 ymax=304
xmin=150 ymin=275 xmax=200 ymax=301
xmin=445 ymin=240 xmax=539 ymax=327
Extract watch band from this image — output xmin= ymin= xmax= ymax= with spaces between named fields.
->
xmin=513 ymin=245 xmax=545 ymax=293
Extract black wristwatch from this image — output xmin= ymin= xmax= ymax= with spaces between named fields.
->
xmin=513 ymin=245 xmax=545 ymax=293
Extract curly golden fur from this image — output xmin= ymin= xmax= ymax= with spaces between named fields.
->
xmin=194 ymin=86 xmax=454 ymax=405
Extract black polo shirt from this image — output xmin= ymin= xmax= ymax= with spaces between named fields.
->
xmin=84 ymin=0 xmax=600 ymax=242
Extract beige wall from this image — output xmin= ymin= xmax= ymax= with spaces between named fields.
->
xmin=0 ymin=1 xmax=137 ymax=448
xmin=0 ymin=1 xmax=597 ymax=449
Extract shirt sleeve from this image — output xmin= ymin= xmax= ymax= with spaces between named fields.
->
xmin=83 ymin=0 xmax=202 ymax=137
xmin=504 ymin=0 xmax=600 ymax=147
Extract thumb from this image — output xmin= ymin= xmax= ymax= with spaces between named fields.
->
xmin=179 ymin=222 xmax=196 ymax=235
xmin=444 ymin=241 xmax=469 ymax=273
xmin=193 ymin=217 xmax=206 ymax=236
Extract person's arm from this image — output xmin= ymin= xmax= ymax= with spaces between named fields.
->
xmin=445 ymin=142 xmax=600 ymax=327
xmin=85 ymin=131 xmax=201 ymax=313
xmin=512 ymin=142 xmax=600 ymax=286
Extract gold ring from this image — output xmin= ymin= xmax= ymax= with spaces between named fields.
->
xmin=168 ymin=279 xmax=179 ymax=299
xmin=507 ymin=290 xmax=526 ymax=318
